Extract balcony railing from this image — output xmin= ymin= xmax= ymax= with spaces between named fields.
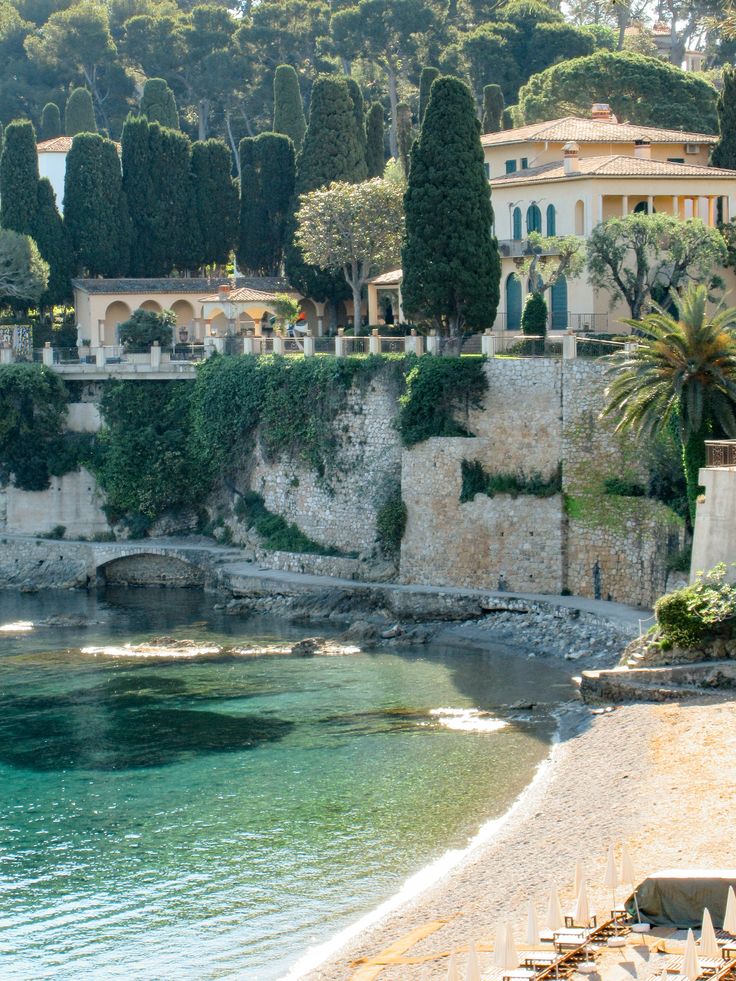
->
xmin=705 ymin=441 xmax=736 ymax=468
xmin=497 ymin=238 xmax=562 ymax=258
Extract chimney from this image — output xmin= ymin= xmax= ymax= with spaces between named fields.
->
xmin=591 ymin=103 xmax=614 ymax=122
xmin=218 ymin=284 xmax=230 ymax=301
xmin=634 ymin=138 xmax=651 ymax=160
xmin=563 ymin=142 xmax=580 ymax=175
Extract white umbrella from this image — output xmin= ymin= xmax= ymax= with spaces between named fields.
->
xmin=574 ymin=858 xmax=585 ymax=896
xmin=466 ymin=941 xmax=482 ymax=981
xmin=683 ymin=928 xmax=702 ymax=981
xmin=699 ymin=909 xmax=720 ymax=959
xmin=494 ymin=922 xmax=509 ymax=967
xmin=546 ymin=884 xmax=565 ymax=932
xmin=575 ymin=881 xmax=591 ymax=927
xmin=620 ymin=844 xmax=642 ymax=923
xmin=527 ymin=899 xmax=540 ymax=946
xmin=446 ymin=952 xmax=460 ymax=981
xmin=724 ymin=887 xmax=736 ymax=935
xmin=505 ymin=922 xmax=520 ymax=971
xmin=604 ymin=844 xmax=621 ymax=936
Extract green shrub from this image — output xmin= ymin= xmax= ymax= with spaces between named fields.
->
xmin=460 ymin=459 xmax=561 ymax=502
xmin=118 ymin=309 xmax=174 ymax=352
xmin=396 ymin=355 xmax=487 ymax=447
xmin=376 ymin=491 xmax=407 ymax=556
xmin=667 ymin=545 xmax=692 ymax=573
xmin=603 ymin=476 xmax=646 ymax=497
xmin=521 ymin=291 xmax=547 ymax=337
xmin=39 ymin=524 xmax=65 ymax=539
xmin=655 ymin=563 xmax=736 ymax=647
xmin=235 ymin=491 xmax=346 ymax=556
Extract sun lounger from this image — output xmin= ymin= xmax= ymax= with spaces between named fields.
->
xmin=664 ymin=955 xmax=725 ymax=974
xmin=553 ymin=928 xmax=594 ymax=952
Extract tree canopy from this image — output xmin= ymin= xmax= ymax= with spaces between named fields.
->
xmin=0 ymin=227 xmax=49 ymax=306
xmin=238 ymin=132 xmax=295 ymax=277
xmin=140 ymin=78 xmax=179 ymax=130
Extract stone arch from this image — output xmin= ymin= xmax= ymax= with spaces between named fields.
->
xmin=574 ymin=200 xmax=585 ymax=236
xmin=139 ymin=299 xmax=162 ymax=313
xmin=97 ymin=553 xmax=205 ymax=587
xmin=526 ymin=204 xmax=542 ymax=234
xmin=208 ymin=309 xmax=229 ymax=335
xmin=104 ymin=301 xmax=131 ymax=345
xmin=171 ymin=299 xmax=195 ymax=325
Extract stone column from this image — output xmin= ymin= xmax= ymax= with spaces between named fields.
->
xmin=412 ymin=331 xmax=425 ymax=356
xmin=672 ymin=196 xmax=679 ymax=219
xmin=562 ymin=331 xmax=577 ymax=360
xmin=203 ymin=337 xmax=215 ymax=358
xmin=150 ymin=341 xmax=161 ymax=368
xmin=481 ymin=329 xmax=494 ymax=357
xmin=334 ymin=328 xmax=346 ymax=358
xmin=95 ymin=346 xmax=106 ymax=367
xmin=647 ymin=195 xmax=654 ymax=215
xmin=622 ymin=195 xmax=629 ymax=216
xmin=303 ymin=336 xmax=315 ymax=357
xmin=369 ymin=329 xmax=380 ymax=355
xmin=213 ymin=337 xmax=226 ymax=355
xmin=0 ymin=347 xmax=13 ymax=364
xmin=405 ymin=329 xmax=424 ymax=356
xmin=425 ymin=332 xmax=440 ymax=355
xmin=242 ymin=335 xmax=258 ymax=355
xmin=273 ymin=334 xmax=285 ymax=355
xmin=42 ymin=341 xmax=54 ymax=367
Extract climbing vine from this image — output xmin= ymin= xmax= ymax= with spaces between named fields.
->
xmin=396 ymin=355 xmax=487 ymax=447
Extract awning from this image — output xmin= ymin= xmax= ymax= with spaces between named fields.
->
xmin=626 ymin=870 xmax=736 ymax=928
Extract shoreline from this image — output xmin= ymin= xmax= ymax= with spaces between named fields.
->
xmin=300 ymin=694 xmax=736 ymax=980
xmin=285 ymin=713 xmax=568 ymax=980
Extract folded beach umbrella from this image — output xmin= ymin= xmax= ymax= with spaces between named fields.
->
xmin=527 ymin=899 xmax=540 ymax=946
xmin=574 ymin=881 xmax=591 ymax=927
xmin=505 ymin=922 xmax=520 ymax=970
xmin=466 ymin=942 xmax=482 ymax=981
xmin=546 ymin=885 xmax=565 ymax=932
xmin=699 ymin=909 xmax=720 ymax=959
xmin=446 ymin=952 xmax=460 ymax=981
xmin=725 ymin=887 xmax=736 ymax=935
xmin=683 ymin=929 xmax=702 ymax=981
xmin=494 ymin=922 xmax=509 ymax=967
xmin=574 ymin=858 xmax=585 ymax=896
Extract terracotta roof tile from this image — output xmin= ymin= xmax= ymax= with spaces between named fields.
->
xmin=368 ymin=269 xmax=402 ymax=286
xmin=36 ymin=136 xmax=75 ymax=153
xmin=199 ymin=286 xmax=279 ymax=303
xmin=72 ymin=276 xmax=291 ymax=295
xmin=490 ymin=154 xmax=736 ymax=185
xmin=481 ymin=116 xmax=717 ymax=147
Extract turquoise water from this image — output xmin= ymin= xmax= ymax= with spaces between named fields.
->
xmin=0 ymin=588 xmax=572 ymax=980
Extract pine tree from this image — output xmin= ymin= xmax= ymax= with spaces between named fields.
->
xmin=140 ymin=78 xmax=179 ymax=129
xmin=39 ymin=103 xmax=62 ymax=141
xmin=419 ymin=67 xmax=439 ymax=125
xmin=397 ymin=102 xmax=414 ymax=175
xmin=712 ymin=66 xmax=736 ymax=169
xmin=0 ymin=119 xmax=39 ymax=236
xmin=365 ymin=102 xmax=385 ymax=178
xmin=65 ymin=88 xmax=97 ymax=136
xmin=238 ymin=133 xmax=295 ymax=276
xmin=285 ymin=75 xmax=367 ymax=310
xmin=345 ymin=76 xmax=366 ymax=161
xmin=192 ymin=139 xmax=238 ymax=268
xmin=482 ymin=85 xmax=504 ymax=134
xmin=64 ymin=133 xmax=130 ymax=277
xmin=402 ymin=76 xmax=500 ymax=337
xmin=33 ymin=178 xmax=74 ymax=306
xmin=273 ymin=65 xmax=307 ymax=151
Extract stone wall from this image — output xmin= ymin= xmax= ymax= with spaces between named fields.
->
xmin=0 ymin=468 xmax=109 ymax=538
xmin=100 ymin=553 xmax=205 ymax=586
xmin=247 ymin=376 xmax=402 ymax=554
xmin=0 ymin=538 xmax=93 ymax=589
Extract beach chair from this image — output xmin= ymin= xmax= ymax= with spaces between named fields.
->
xmin=664 ymin=955 xmax=725 ymax=976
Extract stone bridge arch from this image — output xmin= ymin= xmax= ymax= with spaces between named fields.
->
xmin=96 ymin=551 xmax=206 ymax=587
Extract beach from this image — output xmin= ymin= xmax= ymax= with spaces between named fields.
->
xmin=302 ymin=695 xmax=736 ymax=979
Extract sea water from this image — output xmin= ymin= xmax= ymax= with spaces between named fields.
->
xmin=0 ymin=587 xmax=573 ymax=980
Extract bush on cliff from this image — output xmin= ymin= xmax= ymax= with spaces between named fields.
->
xmin=655 ymin=563 xmax=736 ymax=648
xmin=396 ymin=356 xmax=487 ymax=447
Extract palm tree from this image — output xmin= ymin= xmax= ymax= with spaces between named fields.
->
xmin=603 ymin=285 xmax=736 ymax=524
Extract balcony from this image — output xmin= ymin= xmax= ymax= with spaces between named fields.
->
xmin=497 ymin=238 xmax=562 ymax=258
xmin=705 ymin=441 xmax=736 ymax=468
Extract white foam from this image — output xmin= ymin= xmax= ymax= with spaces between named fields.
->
xmin=282 ymin=728 xmax=561 ymax=980
xmin=80 ymin=644 xmax=221 ymax=658
xmin=428 ymin=706 xmax=508 ymax=733
xmin=0 ymin=621 xmax=33 ymax=632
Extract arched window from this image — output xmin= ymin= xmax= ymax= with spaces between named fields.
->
xmin=575 ymin=200 xmax=585 ymax=235
xmin=506 ymin=274 xmax=522 ymax=331
xmin=550 ymin=276 xmax=568 ymax=331
xmin=546 ymin=204 xmax=556 ymax=236
xmin=512 ymin=207 xmax=522 ymax=240
xmin=526 ymin=204 xmax=542 ymax=234
xmin=633 ymin=200 xmax=649 ymax=214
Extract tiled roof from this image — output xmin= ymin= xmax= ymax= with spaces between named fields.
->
xmin=490 ymin=154 xmax=736 ymax=185
xmin=368 ymin=269 xmax=402 ymax=286
xmin=481 ymin=116 xmax=717 ymax=147
xmin=72 ymin=276 xmax=291 ymax=294
xmin=37 ymin=136 xmax=74 ymax=153
xmin=199 ymin=286 xmax=279 ymax=303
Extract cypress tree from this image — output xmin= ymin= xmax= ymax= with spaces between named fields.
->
xmin=140 ymin=78 xmax=179 ymax=130
xmin=482 ymin=84 xmax=504 ymax=134
xmin=502 ymin=108 xmax=514 ymax=130
xmin=285 ymin=75 xmax=367 ymax=308
xmin=419 ymin=67 xmax=439 ymax=125
xmin=0 ymin=124 xmax=4 ymax=159
xmin=238 ymin=133 xmax=295 ymax=276
xmin=147 ymin=123 xmax=198 ymax=274
xmin=345 ymin=76 xmax=366 ymax=160
xmin=32 ymin=178 xmax=74 ymax=306
xmin=402 ymin=76 xmax=500 ymax=337
xmin=712 ymin=66 xmax=736 ymax=169
xmin=192 ymin=139 xmax=238 ymax=268
xmin=273 ymin=65 xmax=307 ymax=151
xmin=365 ymin=102 xmax=385 ymax=178
xmin=65 ymin=88 xmax=97 ymax=136
xmin=39 ymin=103 xmax=62 ymax=141
xmin=397 ymin=102 xmax=414 ymax=175
xmin=0 ymin=119 xmax=39 ymax=236
xmin=121 ymin=114 xmax=155 ymax=276
xmin=64 ymin=133 xmax=130 ymax=277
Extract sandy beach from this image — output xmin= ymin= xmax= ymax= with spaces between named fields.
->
xmin=301 ymin=694 xmax=736 ymax=980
